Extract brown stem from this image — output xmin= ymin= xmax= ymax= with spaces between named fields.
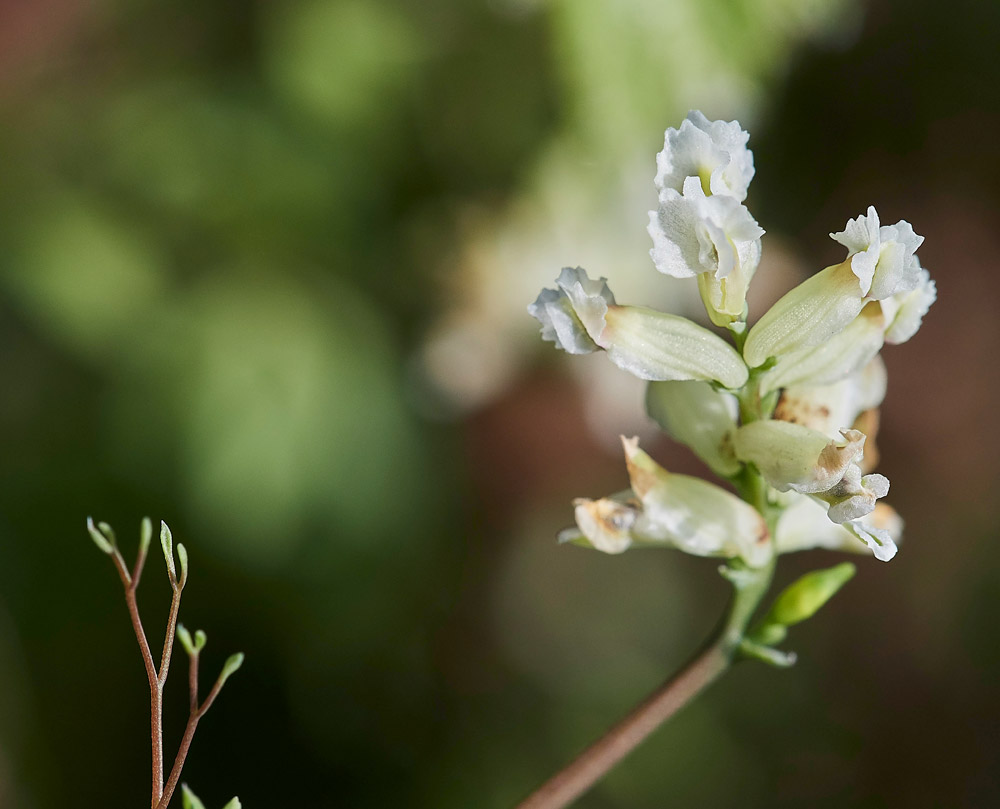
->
xmin=514 ymin=643 xmax=730 ymax=809
xmin=111 ymin=548 xmax=163 ymax=807
xmin=156 ymin=657 xmax=228 ymax=809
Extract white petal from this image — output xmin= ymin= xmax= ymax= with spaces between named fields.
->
xmin=647 ymin=177 xmax=763 ymax=281
xmin=775 ymin=495 xmax=903 ymax=558
xmin=599 ymin=305 xmax=749 ymax=388
xmin=645 ymin=380 xmax=741 ymax=476
xmin=528 ymin=267 xmax=616 ymax=354
xmin=654 ymin=111 xmax=755 ymax=201
xmin=830 ymin=206 xmax=924 ymax=301
xmin=882 ymin=264 xmax=936 ymax=344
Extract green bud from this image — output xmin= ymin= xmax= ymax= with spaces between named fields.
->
xmin=222 ymin=799 xmax=242 ymax=809
xmin=177 ymin=624 xmax=196 ymax=656
xmin=177 ymin=542 xmax=189 ymax=587
xmin=181 ymin=784 xmax=206 ymax=809
xmin=195 ymin=629 xmax=207 ymax=651
xmin=762 ymin=562 xmax=857 ymax=629
xmin=160 ymin=520 xmax=176 ymax=582
xmin=86 ymin=517 xmax=115 ymax=555
xmin=219 ymin=652 xmax=245 ymax=685
xmin=139 ymin=517 xmax=153 ymax=557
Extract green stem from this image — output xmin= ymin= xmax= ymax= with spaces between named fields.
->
xmin=515 ymin=556 xmax=774 ymax=809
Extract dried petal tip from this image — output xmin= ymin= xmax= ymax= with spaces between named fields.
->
xmin=528 ymin=267 xmax=615 ymax=354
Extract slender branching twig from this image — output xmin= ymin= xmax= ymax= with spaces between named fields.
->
xmin=86 ymin=517 xmax=243 ymax=809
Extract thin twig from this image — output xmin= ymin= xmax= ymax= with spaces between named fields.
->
xmin=157 ymin=656 xmax=228 ymax=809
xmin=111 ymin=546 xmax=164 ymax=807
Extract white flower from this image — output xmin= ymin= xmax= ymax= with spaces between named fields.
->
xmin=562 ymin=437 xmax=770 ymax=566
xmin=775 ymin=496 xmax=902 ymax=562
xmin=527 ymin=266 xmax=615 ymax=354
xmin=654 ymin=111 xmax=755 ymax=202
xmin=732 ymin=422 xmax=889 ymax=523
xmin=529 ymin=268 xmax=749 ymax=388
xmin=648 ymin=176 xmax=764 ymax=281
xmin=830 ymin=205 xmax=924 ymax=300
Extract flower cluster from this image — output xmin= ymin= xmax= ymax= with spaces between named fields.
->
xmin=529 ymin=111 xmax=935 ymax=567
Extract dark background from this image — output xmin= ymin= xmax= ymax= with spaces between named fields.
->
xmin=1 ymin=0 xmax=998 ymax=806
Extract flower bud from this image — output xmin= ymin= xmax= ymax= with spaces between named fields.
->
xmin=760 ymin=561 xmax=856 ymax=630
xmin=645 ymin=380 xmax=741 ymax=476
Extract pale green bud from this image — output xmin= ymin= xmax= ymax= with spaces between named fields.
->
xmin=160 ymin=520 xmax=176 ymax=582
xmin=86 ymin=517 xmax=115 ymax=555
xmin=182 ymin=785 xmax=207 ymax=809
xmin=219 ymin=652 xmax=245 ymax=685
xmin=762 ymin=562 xmax=856 ymax=630
xmin=645 ymin=380 xmax=741 ymax=476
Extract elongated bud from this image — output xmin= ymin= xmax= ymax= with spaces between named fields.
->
xmin=86 ymin=517 xmax=115 ymax=555
xmin=177 ymin=542 xmax=189 ymax=588
xmin=219 ymin=652 xmax=245 ymax=685
xmin=181 ymin=785 xmax=207 ymax=809
xmin=160 ymin=520 xmax=176 ymax=583
xmin=222 ymin=799 xmax=242 ymax=809
xmin=139 ymin=517 xmax=153 ymax=558
xmin=177 ymin=624 xmax=196 ymax=656
xmin=645 ymin=380 xmax=740 ymax=476
xmin=762 ymin=562 xmax=856 ymax=630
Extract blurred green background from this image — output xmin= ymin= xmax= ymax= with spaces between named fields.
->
xmin=1 ymin=0 xmax=999 ymax=806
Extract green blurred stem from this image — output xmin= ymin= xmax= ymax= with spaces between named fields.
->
xmin=515 ymin=557 xmax=774 ymax=809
